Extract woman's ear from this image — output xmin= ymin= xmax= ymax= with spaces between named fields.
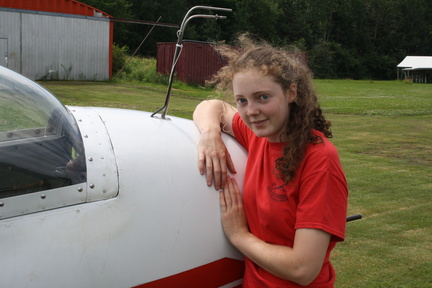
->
xmin=287 ymin=83 xmax=297 ymax=103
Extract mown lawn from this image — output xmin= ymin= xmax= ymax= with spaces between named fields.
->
xmin=314 ymin=80 xmax=432 ymax=287
xmin=41 ymin=79 xmax=432 ymax=288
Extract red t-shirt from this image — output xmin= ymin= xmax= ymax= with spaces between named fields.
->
xmin=232 ymin=113 xmax=348 ymax=288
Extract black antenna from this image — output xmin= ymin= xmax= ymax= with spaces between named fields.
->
xmin=346 ymin=214 xmax=363 ymax=222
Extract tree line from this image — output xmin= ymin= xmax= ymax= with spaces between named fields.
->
xmin=81 ymin=0 xmax=432 ymax=80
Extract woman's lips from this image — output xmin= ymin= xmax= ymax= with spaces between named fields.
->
xmin=251 ymin=119 xmax=267 ymax=127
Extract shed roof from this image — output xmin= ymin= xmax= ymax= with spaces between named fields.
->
xmin=397 ymin=56 xmax=432 ymax=70
xmin=0 ymin=0 xmax=111 ymax=18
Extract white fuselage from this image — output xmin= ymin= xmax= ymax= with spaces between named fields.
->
xmin=0 ymin=106 xmax=247 ymax=287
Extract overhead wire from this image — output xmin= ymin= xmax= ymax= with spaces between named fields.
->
xmin=114 ymin=16 xmax=162 ymax=78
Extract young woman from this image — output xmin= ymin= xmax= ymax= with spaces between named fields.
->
xmin=193 ymin=35 xmax=348 ymax=288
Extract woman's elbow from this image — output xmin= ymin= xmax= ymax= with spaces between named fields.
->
xmin=294 ymin=277 xmax=316 ymax=287
xmin=289 ymin=266 xmax=321 ymax=287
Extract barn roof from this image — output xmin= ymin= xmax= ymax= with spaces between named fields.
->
xmin=397 ymin=56 xmax=432 ymax=70
xmin=0 ymin=0 xmax=111 ymax=18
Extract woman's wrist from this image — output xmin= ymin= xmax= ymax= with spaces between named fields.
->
xmin=200 ymin=124 xmax=222 ymax=136
xmin=229 ymin=230 xmax=257 ymax=254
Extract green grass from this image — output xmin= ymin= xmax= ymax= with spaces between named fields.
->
xmin=42 ymin=80 xmax=213 ymax=119
xmin=316 ymin=80 xmax=432 ymax=287
xmin=39 ymin=76 xmax=432 ymax=288
xmin=330 ymin=114 xmax=432 ymax=287
xmin=316 ymin=79 xmax=431 ymax=116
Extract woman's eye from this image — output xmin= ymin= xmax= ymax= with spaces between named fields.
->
xmin=236 ymin=98 xmax=247 ymax=104
xmin=259 ymin=95 xmax=269 ymax=100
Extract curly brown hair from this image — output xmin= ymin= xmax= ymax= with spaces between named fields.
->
xmin=209 ymin=34 xmax=332 ymax=183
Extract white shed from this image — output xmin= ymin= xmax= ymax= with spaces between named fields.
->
xmin=397 ymin=56 xmax=432 ymax=83
xmin=0 ymin=0 xmax=113 ymax=80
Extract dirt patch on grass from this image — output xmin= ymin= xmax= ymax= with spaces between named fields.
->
xmin=361 ymin=142 xmax=431 ymax=166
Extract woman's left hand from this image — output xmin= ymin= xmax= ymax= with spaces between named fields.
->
xmin=219 ymin=177 xmax=331 ymax=285
xmin=219 ymin=177 xmax=249 ymax=244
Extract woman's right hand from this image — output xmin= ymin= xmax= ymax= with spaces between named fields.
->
xmin=198 ymin=129 xmax=236 ymax=190
xmin=193 ymin=99 xmax=238 ymax=190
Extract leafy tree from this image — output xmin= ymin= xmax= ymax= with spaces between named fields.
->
xmin=112 ymin=44 xmax=129 ymax=74
xmin=80 ymin=0 xmax=134 ymax=45
xmin=80 ymin=0 xmax=432 ymax=80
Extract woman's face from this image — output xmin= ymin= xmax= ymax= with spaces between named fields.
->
xmin=233 ymin=69 xmax=297 ymax=142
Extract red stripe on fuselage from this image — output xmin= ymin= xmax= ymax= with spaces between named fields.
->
xmin=132 ymin=257 xmax=244 ymax=288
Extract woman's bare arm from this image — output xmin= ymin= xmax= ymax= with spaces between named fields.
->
xmin=220 ymin=177 xmax=331 ymax=286
xmin=193 ymin=99 xmax=238 ymax=189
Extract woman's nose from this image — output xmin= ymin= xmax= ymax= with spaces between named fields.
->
xmin=246 ymin=103 xmax=259 ymax=116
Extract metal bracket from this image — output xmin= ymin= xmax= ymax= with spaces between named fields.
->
xmin=151 ymin=5 xmax=232 ymax=120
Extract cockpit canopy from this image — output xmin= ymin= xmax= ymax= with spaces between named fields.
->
xmin=0 ymin=66 xmax=86 ymax=199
